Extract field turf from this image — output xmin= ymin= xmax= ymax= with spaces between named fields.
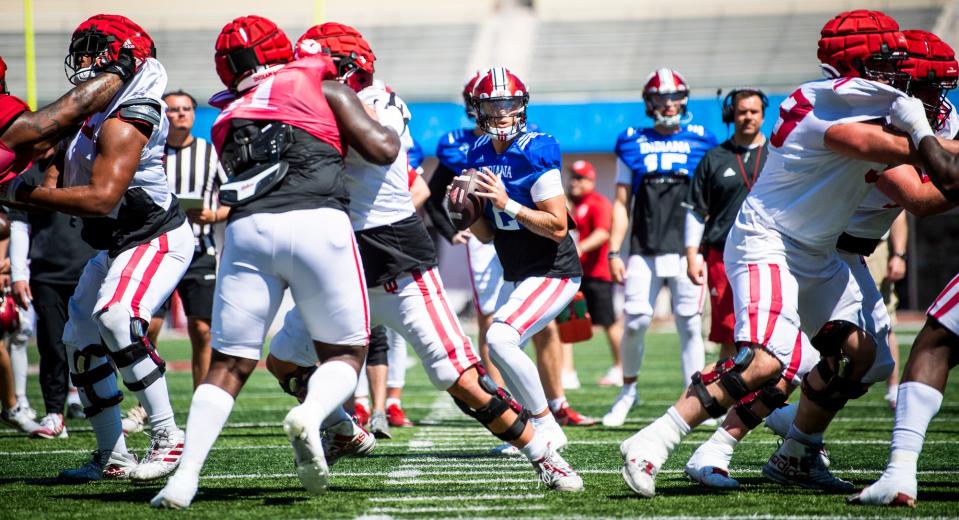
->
xmin=2 ymin=330 xmax=958 ymax=519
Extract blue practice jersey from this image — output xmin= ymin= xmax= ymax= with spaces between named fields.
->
xmin=614 ymin=124 xmax=717 ymax=255
xmin=436 ymin=127 xmax=481 ymax=173
xmin=466 ymin=132 xmax=582 ymax=282
xmin=408 ymin=138 xmax=424 ymax=171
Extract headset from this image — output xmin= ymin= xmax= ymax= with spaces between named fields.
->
xmin=720 ymin=87 xmax=769 ymax=124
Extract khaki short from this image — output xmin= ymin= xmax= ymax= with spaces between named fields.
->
xmin=864 ymin=240 xmax=898 ymax=323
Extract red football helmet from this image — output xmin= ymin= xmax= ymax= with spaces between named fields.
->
xmin=902 ymin=29 xmax=958 ymax=130
xmin=0 ymin=55 xmax=7 ymax=94
xmin=642 ymin=68 xmax=689 ymax=128
xmin=295 ymin=23 xmax=375 ymax=93
xmin=462 ymin=71 xmax=481 ymax=120
xmin=65 ymin=14 xmax=155 ymax=85
xmin=0 ymin=292 xmax=19 ymax=335
xmin=818 ymin=10 xmax=909 ymax=89
xmin=215 ymin=15 xmax=293 ymax=91
xmin=471 ymin=67 xmax=529 ymax=141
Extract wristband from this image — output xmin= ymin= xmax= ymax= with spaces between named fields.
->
xmin=504 ymin=199 xmax=523 ymax=218
xmin=608 ymin=250 xmax=621 ymax=259
xmin=911 ymin=126 xmax=935 ymax=149
xmin=892 ymin=252 xmax=908 ymax=261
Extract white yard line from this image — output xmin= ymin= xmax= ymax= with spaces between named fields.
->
xmin=367 ymin=505 xmax=547 ymax=514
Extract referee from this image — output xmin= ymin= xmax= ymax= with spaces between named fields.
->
xmin=683 ymin=88 xmax=769 ymax=359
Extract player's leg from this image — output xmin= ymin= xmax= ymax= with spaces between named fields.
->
xmin=467 ymin=238 xmax=506 ymax=386
xmin=10 ymin=306 xmax=33 ymax=417
xmin=385 ymin=327 xmax=413 ymax=427
xmin=671 ymin=256 xmax=707 ymax=384
xmin=705 ymin=245 xmax=737 ymax=358
xmin=604 ymin=254 xmax=660 ymax=426
xmin=30 ymin=281 xmax=71 ymax=439
xmin=536 ymin=322 xmax=596 ymax=427
xmin=366 ymin=326 xmax=391 ymax=438
xmin=179 ymin=255 xmax=216 ymax=388
xmin=582 ymin=277 xmax=623 ymax=386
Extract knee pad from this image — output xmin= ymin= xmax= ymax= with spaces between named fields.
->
xmin=690 ymin=344 xmax=773 ymax=418
xmin=624 ymin=313 xmax=651 ymax=333
xmin=810 ymin=320 xmax=859 ymax=358
xmin=103 ymin=314 xmax=167 ymax=392
xmin=452 ymin=364 xmax=530 ymax=442
xmin=733 ymin=380 xmax=788 ymax=430
xmin=70 ymin=344 xmax=124 ymax=417
xmin=366 ymin=326 xmax=389 ymax=367
xmin=279 ymin=365 xmax=317 ymax=402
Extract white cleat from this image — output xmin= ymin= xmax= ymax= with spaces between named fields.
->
xmin=323 ymin=419 xmax=376 ymax=466
xmin=1 ymin=403 xmax=42 ymax=434
xmin=122 ymin=404 xmax=148 ymax=435
xmin=130 ymin=427 xmax=185 ymax=482
xmin=602 ymin=388 xmax=637 ymax=427
xmin=284 ymin=405 xmax=329 ymax=494
xmin=59 ymin=450 xmax=138 ymax=483
xmin=490 ymin=442 xmax=522 ymax=457
xmin=151 ymin=471 xmax=199 ymax=509
xmin=30 ymin=413 xmax=68 ymax=440
xmin=532 ymin=449 xmax=583 ymax=492
xmin=685 ymin=464 xmax=739 ymax=489
xmin=493 ymin=420 xmax=568 ymax=457
xmin=16 ymin=398 xmax=37 ymax=420
xmin=848 ymin=471 xmax=917 ymax=507
xmin=622 ymin=454 xmax=659 ymax=497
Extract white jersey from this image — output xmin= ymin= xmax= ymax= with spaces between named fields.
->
xmin=345 ymin=80 xmax=414 ymax=230
xmin=845 ymin=106 xmax=959 ymax=240
xmin=743 ymin=77 xmax=904 ymax=251
xmin=63 ymin=58 xmax=172 ymax=216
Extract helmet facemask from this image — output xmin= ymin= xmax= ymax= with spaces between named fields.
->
xmin=644 ymin=91 xmax=688 ymax=129
xmin=474 ymin=95 xmax=528 ymax=141
xmin=65 ymin=29 xmax=114 ymax=85
xmin=327 ymin=51 xmax=373 ymax=92
xmin=911 ymin=77 xmax=956 ymax=131
xmin=859 ymin=44 xmax=910 ymax=91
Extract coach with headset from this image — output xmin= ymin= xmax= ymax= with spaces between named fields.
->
xmin=682 ymin=88 xmax=769 ymax=359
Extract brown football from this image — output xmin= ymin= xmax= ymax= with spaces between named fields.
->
xmin=0 ymin=212 xmax=9 ymax=241
xmin=446 ymin=169 xmax=485 ymax=231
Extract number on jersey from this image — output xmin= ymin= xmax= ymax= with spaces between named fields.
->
xmin=770 ymin=88 xmax=813 ymax=147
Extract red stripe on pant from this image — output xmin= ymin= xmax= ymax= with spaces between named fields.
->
xmin=761 ymin=264 xmax=783 ymax=345
xmin=465 ymin=246 xmax=482 ymax=316
xmin=747 ymin=264 xmax=760 ymax=344
xmin=100 ymin=242 xmax=152 ymax=314
xmin=784 ymin=331 xmax=803 ymax=381
xmin=412 ymin=270 xmax=463 ymax=373
xmin=427 ymin=269 xmax=479 ymax=366
xmin=931 ymin=274 xmax=959 ymax=319
xmin=515 ymin=279 xmax=570 ymax=336
xmin=505 ymin=278 xmax=554 ymax=328
xmin=128 ymin=234 xmax=170 ymax=319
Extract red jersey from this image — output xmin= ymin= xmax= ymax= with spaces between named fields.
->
xmin=0 ymin=94 xmax=32 ymax=179
xmin=573 ymin=190 xmax=612 ymax=281
xmin=211 ymin=55 xmax=342 ymax=155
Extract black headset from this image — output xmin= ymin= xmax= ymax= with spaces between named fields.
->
xmin=720 ymin=87 xmax=769 ymax=124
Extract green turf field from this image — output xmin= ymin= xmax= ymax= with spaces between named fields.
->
xmin=2 ymin=331 xmax=957 ymax=518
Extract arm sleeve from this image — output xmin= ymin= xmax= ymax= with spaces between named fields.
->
xmin=683 ymin=154 xmax=710 ymax=217
xmin=530 ymin=169 xmax=564 ymax=202
xmin=684 ymin=209 xmax=705 ymax=249
xmin=424 ymin=162 xmax=459 ymax=242
xmin=615 ymin=158 xmax=633 ymax=186
xmin=9 ymin=219 xmax=30 ymax=282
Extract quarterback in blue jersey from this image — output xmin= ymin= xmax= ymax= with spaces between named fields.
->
xmin=603 ymin=68 xmax=717 ymax=427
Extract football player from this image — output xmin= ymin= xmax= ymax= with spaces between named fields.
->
xmin=266 ymin=27 xmax=582 ymax=493
xmin=457 ymin=66 xmax=585 ymax=483
xmin=1 ymin=15 xmax=194 ymax=482
xmin=604 ymin=68 xmax=715 ymax=427
xmin=151 ymin=16 xmax=401 ymax=509
xmin=619 ymin=10 xmax=959 ymax=497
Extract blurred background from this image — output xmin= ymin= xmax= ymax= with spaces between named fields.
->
xmin=2 ymin=0 xmax=957 ymax=312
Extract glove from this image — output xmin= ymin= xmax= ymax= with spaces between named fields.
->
xmin=94 ymin=46 xmax=137 ymax=83
xmin=890 ymin=96 xmax=934 ymax=147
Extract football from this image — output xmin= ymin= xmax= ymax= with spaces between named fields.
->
xmin=446 ymin=169 xmax=484 ymax=231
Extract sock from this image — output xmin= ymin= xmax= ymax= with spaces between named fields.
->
xmin=302 ymin=361 xmax=359 ymax=432
xmin=355 ymin=360 xmax=369 ymax=398
xmin=786 ymin=423 xmax=823 ymax=446
xmin=638 ymin=406 xmax=689 ymax=466
xmin=692 ymin=427 xmax=739 ymax=469
xmin=618 ymin=382 xmax=637 ymax=401
xmin=548 ymin=397 xmax=567 ymax=413
xmin=385 ymin=397 xmax=401 ymax=408
xmin=11 ymin=337 xmax=28 ymax=400
xmin=532 ymin=413 xmax=558 ymax=429
xmin=88 ymin=405 xmax=128 ymax=456
xmin=764 ymin=402 xmax=798 ymax=438
xmin=487 ymin=322 xmax=548 ymax=415
xmin=676 ymin=314 xmax=705 ymax=383
xmin=520 ymin=429 xmax=550 ymax=461
xmin=178 ymin=384 xmax=235 ymax=478
xmin=131 ymin=376 xmax=177 ymax=432
xmin=621 ymin=314 xmax=651 ymax=378
xmin=321 ymin=406 xmax=354 ymax=430
xmin=885 ymin=449 xmax=919 ymax=478
xmin=67 ymin=386 xmax=82 ymax=406
xmin=385 ymin=328 xmax=407 ymax=388
xmin=890 ymin=381 xmax=943 ymax=455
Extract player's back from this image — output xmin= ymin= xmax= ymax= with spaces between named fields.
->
xmin=744 ymin=77 xmax=903 ymax=251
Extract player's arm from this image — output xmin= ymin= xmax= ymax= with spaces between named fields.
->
xmin=824 ymin=120 xmax=959 ymax=168
xmin=468 ymin=212 xmax=495 ymax=244
xmin=1 ymin=74 xmax=125 ymax=157
xmin=887 ymin=212 xmax=907 ymax=283
xmin=323 ymin=80 xmax=400 ymax=165
xmin=13 ymin=118 xmax=144 ymax=216
xmin=886 ymin=96 xmax=959 ymax=201
xmin=877 ymin=164 xmax=955 ymax=217
xmin=608 ymin=184 xmax=631 ymax=283
xmin=410 ymin=172 xmax=430 ymax=210
xmin=473 ymin=167 xmax=568 ymax=243
xmin=424 ymin=162 xmax=461 ymax=242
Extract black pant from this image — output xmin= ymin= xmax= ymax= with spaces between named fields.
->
xmin=32 ymin=281 xmax=76 ymax=415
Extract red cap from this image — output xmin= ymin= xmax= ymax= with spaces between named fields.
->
xmin=570 ymin=160 xmax=596 ymax=180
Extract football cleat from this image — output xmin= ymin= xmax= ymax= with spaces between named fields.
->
xmin=30 ymin=413 xmax=68 ymax=440
xmin=151 ymin=471 xmax=199 ymax=509
xmin=352 ymin=400 xmax=370 ymax=427
xmin=622 ymin=455 xmax=659 ymax=497
xmin=763 ymin=438 xmax=854 ymax=492
xmin=386 ymin=402 xmax=413 ymax=427
xmin=1 ymin=404 xmax=41 ymax=434
xmin=323 ymin=419 xmax=376 ymax=466
xmin=685 ymin=464 xmax=739 ymax=489
xmin=532 ymin=449 xmax=584 ymax=492
xmin=884 ymin=387 xmax=898 ymax=410
xmin=121 ymin=403 xmax=148 ymax=435
xmin=369 ymin=411 xmax=392 ymax=439
xmin=59 ymin=450 xmax=138 ymax=483
xmin=602 ymin=387 xmax=637 ymax=427
xmin=553 ymin=402 xmax=597 ymax=427
xmin=129 ymin=427 xmax=185 ymax=482
xmin=764 ymin=405 xmax=831 ymax=467
xmin=598 ymin=366 xmax=624 ymax=387
xmin=284 ymin=405 xmax=329 ymax=494
xmin=847 ymin=471 xmax=917 ymax=507
xmin=16 ymin=398 xmax=37 ymax=420
xmin=490 ymin=442 xmax=521 ymax=457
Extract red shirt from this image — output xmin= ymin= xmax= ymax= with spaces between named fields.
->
xmin=0 ymin=94 xmax=32 ymax=178
xmin=572 ymin=190 xmax=612 ymax=281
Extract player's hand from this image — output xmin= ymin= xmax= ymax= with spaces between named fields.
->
xmin=451 ymin=230 xmax=473 ymax=245
xmin=11 ymin=280 xmax=31 ymax=310
xmin=609 ymin=256 xmax=627 ymax=284
xmin=887 ymin=256 xmax=906 ymax=282
xmin=186 ymin=208 xmax=217 ymax=225
xmin=890 ymin=96 xmax=934 ymax=147
xmin=473 ymin=167 xmax=509 ymax=210
xmin=687 ymin=256 xmax=706 ymax=286
xmin=0 ymin=273 xmax=10 ymax=290
xmin=95 ymin=46 xmax=137 ymax=83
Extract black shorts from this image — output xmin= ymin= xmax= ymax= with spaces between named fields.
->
xmin=367 ymin=325 xmax=389 ymax=366
xmin=155 ymin=251 xmax=216 ymax=321
xmin=580 ymin=277 xmax=616 ymax=326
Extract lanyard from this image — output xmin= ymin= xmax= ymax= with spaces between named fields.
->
xmin=734 ymin=145 xmax=763 ymax=190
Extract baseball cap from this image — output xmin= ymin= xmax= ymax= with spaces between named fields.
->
xmin=570 ymin=160 xmax=596 ymax=180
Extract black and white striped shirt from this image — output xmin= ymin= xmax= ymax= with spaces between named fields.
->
xmin=163 ymin=137 xmax=228 ymax=254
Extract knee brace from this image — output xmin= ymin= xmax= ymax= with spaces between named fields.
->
xmin=104 ymin=316 xmax=167 ymax=392
xmin=733 ymin=380 xmax=788 ymax=430
xmin=452 ymin=364 xmax=530 ymax=442
xmin=70 ymin=344 xmax=124 ymax=417
xmin=279 ymin=365 xmax=317 ymax=402
xmin=803 ymin=320 xmax=869 ymax=411
xmin=691 ymin=344 xmax=769 ymax=418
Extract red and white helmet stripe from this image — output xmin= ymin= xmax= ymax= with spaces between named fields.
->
xmin=473 ymin=67 xmax=529 ymax=100
xmin=642 ymin=68 xmax=689 ymax=96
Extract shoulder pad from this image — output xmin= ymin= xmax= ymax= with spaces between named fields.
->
xmin=113 ymin=98 xmax=161 ymax=130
